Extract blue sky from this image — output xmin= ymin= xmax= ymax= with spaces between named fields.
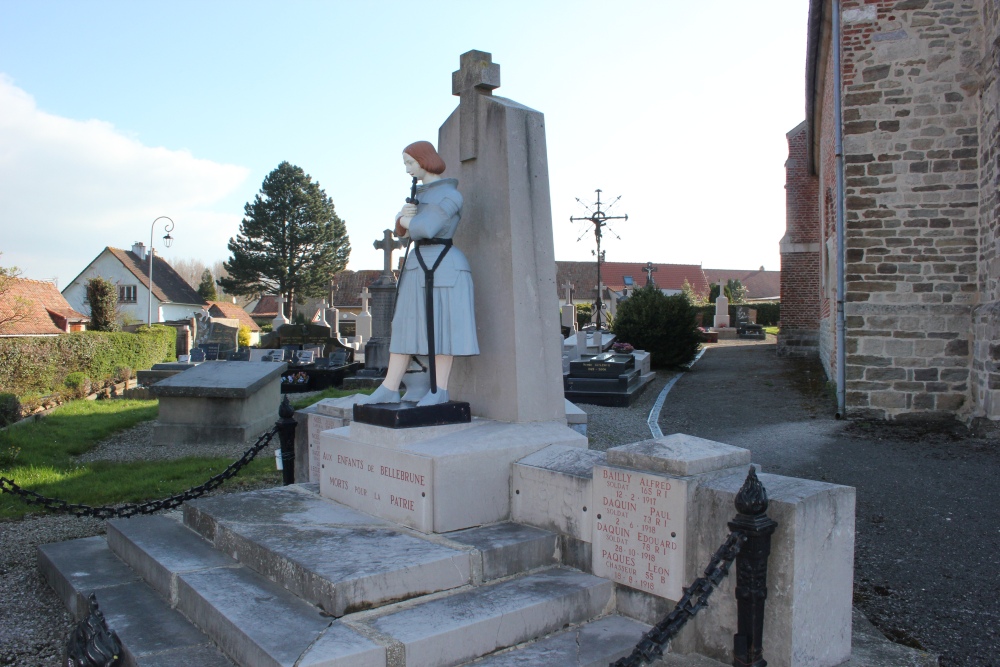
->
xmin=0 ymin=1 xmax=810 ymax=286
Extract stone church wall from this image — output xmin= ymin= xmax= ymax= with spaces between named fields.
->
xmin=836 ymin=0 xmax=982 ymax=418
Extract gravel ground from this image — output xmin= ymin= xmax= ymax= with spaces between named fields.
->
xmin=656 ymin=338 xmax=1000 ymax=667
xmin=3 ymin=351 xmax=998 ymax=666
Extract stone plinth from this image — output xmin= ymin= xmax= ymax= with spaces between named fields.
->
xmin=150 ymin=361 xmax=285 ymax=446
xmin=319 ymin=419 xmax=586 ymax=533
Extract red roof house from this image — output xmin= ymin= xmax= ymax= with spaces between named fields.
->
xmin=0 ymin=277 xmax=89 ymax=336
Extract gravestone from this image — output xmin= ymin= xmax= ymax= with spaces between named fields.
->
xmin=188 ymin=348 xmax=206 ymax=362
xmin=364 ymin=229 xmax=405 ymax=372
xmin=198 ymin=343 xmax=220 ymax=361
xmin=714 ymin=294 xmax=730 ymax=328
xmin=356 ymin=286 xmax=373 ymax=344
xmin=230 ymin=347 xmax=251 ymax=361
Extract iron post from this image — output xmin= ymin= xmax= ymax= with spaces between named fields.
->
xmin=728 ymin=467 xmax=777 ymax=667
xmin=276 ymin=396 xmax=297 ymax=485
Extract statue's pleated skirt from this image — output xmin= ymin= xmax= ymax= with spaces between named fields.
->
xmin=389 ymin=269 xmax=480 ymax=356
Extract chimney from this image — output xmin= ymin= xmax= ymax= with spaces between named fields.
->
xmin=132 ymin=242 xmax=147 ymax=261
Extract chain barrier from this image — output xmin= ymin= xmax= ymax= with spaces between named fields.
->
xmin=0 ymin=426 xmax=278 ymax=519
xmin=610 ymin=529 xmax=746 ymax=667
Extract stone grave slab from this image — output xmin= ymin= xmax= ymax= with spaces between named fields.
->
xmin=150 ymin=361 xmax=285 ymax=447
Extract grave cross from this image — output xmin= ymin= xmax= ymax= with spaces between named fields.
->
xmin=562 ymin=281 xmax=574 ymax=304
xmin=452 ymin=50 xmax=500 ymax=162
xmin=643 ymin=261 xmax=658 ymax=286
xmin=359 ymin=286 xmax=371 ymax=314
xmin=373 ymin=229 xmax=406 ymax=278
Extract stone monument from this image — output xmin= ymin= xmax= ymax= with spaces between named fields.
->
xmin=355 ymin=286 xmax=372 ymax=344
xmin=714 ymin=292 xmax=730 ymax=329
xmin=363 ymin=229 xmax=405 ymax=372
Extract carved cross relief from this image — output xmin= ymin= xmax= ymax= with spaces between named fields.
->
xmin=452 ymin=50 xmax=501 ymax=162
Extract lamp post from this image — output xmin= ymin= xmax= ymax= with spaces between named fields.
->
xmin=148 ymin=216 xmax=175 ymax=325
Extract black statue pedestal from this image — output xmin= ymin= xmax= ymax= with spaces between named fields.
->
xmin=353 ymin=401 xmax=471 ymax=429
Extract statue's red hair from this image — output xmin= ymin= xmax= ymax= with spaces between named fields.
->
xmin=404 ymin=141 xmax=446 ymax=175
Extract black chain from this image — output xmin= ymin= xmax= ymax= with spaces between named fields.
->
xmin=0 ymin=426 xmax=278 ymax=519
xmin=610 ymin=530 xmax=746 ymax=667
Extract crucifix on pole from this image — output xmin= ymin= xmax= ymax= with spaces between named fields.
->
xmin=643 ymin=261 xmax=658 ymax=287
xmin=570 ymin=189 xmax=627 ymax=331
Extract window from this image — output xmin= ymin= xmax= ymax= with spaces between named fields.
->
xmin=623 ymin=276 xmax=634 ymax=286
xmin=119 ymin=285 xmax=138 ymax=303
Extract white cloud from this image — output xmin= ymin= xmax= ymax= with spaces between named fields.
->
xmin=0 ymin=75 xmax=249 ymax=284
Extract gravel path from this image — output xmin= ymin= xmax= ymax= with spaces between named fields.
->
xmin=656 ymin=339 xmax=1000 ymax=667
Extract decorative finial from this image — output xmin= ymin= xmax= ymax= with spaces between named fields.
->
xmin=279 ymin=394 xmax=294 ymax=419
xmin=734 ymin=467 xmax=769 ymax=516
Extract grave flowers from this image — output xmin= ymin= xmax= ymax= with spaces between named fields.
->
xmin=612 ymin=342 xmax=634 ymax=354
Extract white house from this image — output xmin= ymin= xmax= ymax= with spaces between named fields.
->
xmin=63 ymin=243 xmax=206 ymax=324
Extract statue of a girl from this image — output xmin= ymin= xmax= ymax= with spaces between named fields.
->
xmin=360 ymin=141 xmax=479 ymax=406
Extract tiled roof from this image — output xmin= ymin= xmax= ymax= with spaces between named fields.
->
xmin=207 ymin=301 xmax=261 ymax=331
xmin=702 ymin=268 xmax=781 ymax=301
xmin=555 ymin=261 xmax=711 ymax=301
xmin=251 ymin=270 xmax=393 ymax=318
xmin=250 ymin=295 xmax=279 ymax=318
xmin=106 ymin=247 xmax=205 ymax=306
xmin=0 ymin=277 xmax=89 ymax=336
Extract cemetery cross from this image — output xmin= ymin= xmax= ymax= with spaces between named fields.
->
xmin=643 ymin=261 xmax=658 ymax=286
xmin=562 ymin=281 xmax=574 ymax=304
xmin=373 ymin=229 xmax=406 ymax=280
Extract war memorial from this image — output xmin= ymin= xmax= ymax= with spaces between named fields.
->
xmin=38 ymin=51 xmax=859 ymax=667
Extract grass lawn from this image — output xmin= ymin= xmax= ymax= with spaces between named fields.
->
xmin=290 ymin=386 xmax=373 ymax=410
xmin=0 ymin=399 xmax=279 ymax=521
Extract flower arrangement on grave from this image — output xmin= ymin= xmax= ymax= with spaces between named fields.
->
xmin=612 ymin=342 xmax=634 ymax=354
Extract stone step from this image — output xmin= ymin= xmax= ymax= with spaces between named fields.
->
xmin=364 ymin=567 xmax=614 ymax=667
xmin=38 ymin=536 xmax=236 ymax=667
xmin=459 ymin=615 xmax=650 ymax=666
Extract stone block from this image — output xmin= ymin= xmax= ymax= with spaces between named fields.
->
xmin=676 ymin=472 xmax=856 ymax=667
xmin=369 ymin=568 xmax=613 ymax=667
xmin=37 ymin=536 xmax=139 ymax=619
xmin=315 ymin=395 xmax=360 ymax=420
xmin=606 ymin=435 xmax=751 ymax=477
xmin=320 ymin=419 xmax=586 ymax=533
xmin=512 ymin=444 xmax=607 ymax=542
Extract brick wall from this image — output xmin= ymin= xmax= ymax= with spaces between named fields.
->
xmin=833 ymin=0 xmax=982 ymax=418
xmin=778 ymin=123 xmax=822 ymax=357
xmin=971 ymin=1 xmax=1000 ymax=419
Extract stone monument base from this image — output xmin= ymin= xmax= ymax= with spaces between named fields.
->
xmin=319 ymin=409 xmax=586 ymax=534
xmin=353 ymin=400 xmax=471 ymax=428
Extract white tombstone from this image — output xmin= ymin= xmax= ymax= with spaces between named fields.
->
xmin=714 ymin=293 xmax=730 ymax=328
xmin=356 ymin=286 xmax=373 ymax=344
xmin=560 ymin=304 xmax=576 ymax=331
xmin=272 ymin=294 xmax=289 ymax=329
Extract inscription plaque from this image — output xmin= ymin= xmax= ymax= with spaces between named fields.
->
xmin=319 ymin=438 xmax=433 ymax=531
xmin=591 ymin=465 xmax=687 ymax=600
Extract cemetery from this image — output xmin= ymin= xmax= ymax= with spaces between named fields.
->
xmin=0 ymin=50 xmax=900 ymax=667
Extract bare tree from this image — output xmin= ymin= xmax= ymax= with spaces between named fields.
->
xmin=0 ymin=254 xmax=30 ymax=333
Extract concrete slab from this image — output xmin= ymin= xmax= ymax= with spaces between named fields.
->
xmin=150 ymin=361 xmax=286 ymax=398
xmin=370 ymin=568 xmax=613 ymax=667
xmin=107 ymin=515 xmax=238 ymax=603
xmin=463 ymin=615 xmax=649 ymax=666
xmin=210 ymin=521 xmax=472 ymax=616
xmin=37 ymin=536 xmax=139 ymax=619
xmin=297 ymin=622 xmax=386 ymax=667
xmin=446 ymin=523 xmax=557 ymax=581
xmin=134 ymin=644 xmax=236 ymax=667
xmin=176 ymin=565 xmax=333 ymax=667
xmin=606 ymin=435 xmax=751 ymax=477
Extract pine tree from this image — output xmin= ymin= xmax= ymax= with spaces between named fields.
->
xmin=219 ymin=162 xmax=351 ymax=317
xmin=197 ymin=269 xmax=218 ymax=302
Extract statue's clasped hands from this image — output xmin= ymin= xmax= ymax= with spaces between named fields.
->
xmin=396 ymin=203 xmax=417 ymax=234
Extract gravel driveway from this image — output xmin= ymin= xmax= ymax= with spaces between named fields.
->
xmin=655 ymin=338 xmax=1000 ymax=667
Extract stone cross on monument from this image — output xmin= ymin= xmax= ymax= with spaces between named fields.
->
xmin=451 ymin=50 xmax=500 ymax=162
xmin=360 ymin=287 xmax=371 ymax=314
xmin=562 ymin=281 xmax=574 ymax=304
xmin=373 ymin=229 xmax=406 ymax=283
xmin=643 ymin=261 xmax=658 ymax=286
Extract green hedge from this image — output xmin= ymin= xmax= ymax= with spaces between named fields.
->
xmin=0 ymin=326 xmax=176 ymax=398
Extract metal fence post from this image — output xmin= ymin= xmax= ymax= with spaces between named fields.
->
xmin=276 ymin=396 xmax=297 ymax=486
xmin=728 ymin=467 xmax=777 ymax=667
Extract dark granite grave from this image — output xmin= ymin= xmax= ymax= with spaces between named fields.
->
xmin=563 ymin=352 xmax=648 ymax=407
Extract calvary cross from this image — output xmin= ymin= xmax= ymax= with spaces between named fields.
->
xmin=452 ymin=50 xmax=501 ymax=162
xmin=643 ymin=262 xmax=658 ymax=286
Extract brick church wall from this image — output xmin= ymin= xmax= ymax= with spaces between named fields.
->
xmin=778 ymin=123 xmax=822 ymax=357
xmin=835 ymin=0 xmax=982 ymax=419
xmin=971 ymin=1 xmax=1000 ymax=419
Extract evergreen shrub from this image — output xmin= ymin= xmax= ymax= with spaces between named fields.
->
xmin=612 ymin=286 xmax=700 ymax=368
xmin=0 ymin=326 xmax=175 ymax=397
xmin=0 ymin=393 xmax=20 ymax=427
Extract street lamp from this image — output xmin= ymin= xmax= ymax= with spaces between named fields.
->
xmin=148 ymin=216 xmax=175 ymax=325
